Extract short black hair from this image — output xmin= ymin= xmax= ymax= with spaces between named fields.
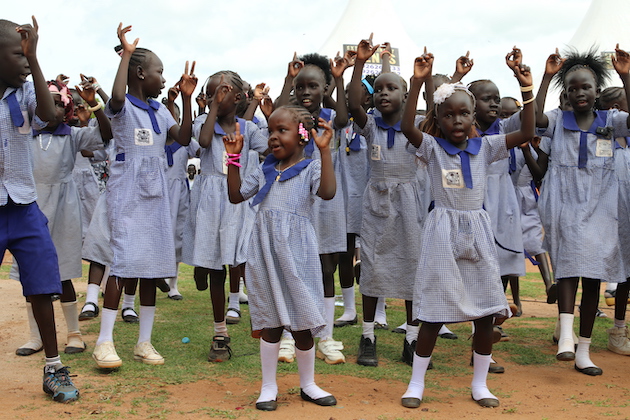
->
xmin=554 ymin=47 xmax=610 ymax=91
xmin=300 ymin=53 xmax=332 ymax=85
xmin=0 ymin=19 xmax=20 ymax=48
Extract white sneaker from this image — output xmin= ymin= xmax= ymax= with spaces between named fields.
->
xmin=316 ymin=338 xmax=346 ymax=365
xmin=607 ymin=326 xmax=630 ymax=355
xmin=93 ymin=341 xmax=122 ymax=368
xmin=278 ymin=337 xmax=295 ymax=363
xmin=134 ymin=341 xmax=165 ymax=365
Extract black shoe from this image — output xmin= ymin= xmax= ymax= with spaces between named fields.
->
xmin=575 ymin=364 xmax=602 ymax=376
xmin=402 ymin=339 xmax=416 ymax=366
xmin=439 ymin=332 xmax=458 ymax=340
xmin=121 ymin=307 xmax=139 ymax=323
xmin=255 ymin=400 xmax=277 ymax=411
xmin=392 ymin=327 xmax=406 ymax=334
xmin=357 ymin=336 xmax=378 ymax=366
xmin=79 ymin=302 xmax=99 ymax=321
xmin=156 ymin=279 xmax=170 ymax=293
xmin=334 ymin=315 xmax=358 ymax=327
xmin=300 ymin=389 xmax=337 ymax=406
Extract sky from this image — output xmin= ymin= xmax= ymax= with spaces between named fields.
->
xmin=6 ymin=0 xmax=598 ymax=111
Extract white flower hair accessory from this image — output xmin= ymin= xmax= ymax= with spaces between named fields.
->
xmin=433 ymin=83 xmax=476 ymax=107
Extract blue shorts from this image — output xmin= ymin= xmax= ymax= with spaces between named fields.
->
xmin=0 ymin=200 xmax=62 ymax=296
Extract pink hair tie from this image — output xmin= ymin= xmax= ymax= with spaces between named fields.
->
xmin=298 ymin=123 xmax=309 ymax=141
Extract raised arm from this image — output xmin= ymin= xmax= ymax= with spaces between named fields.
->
xmin=18 ymin=17 xmax=55 ymax=122
xmin=451 ymin=51 xmax=474 ymax=84
xmin=80 ymin=74 xmax=110 ymax=104
xmin=169 ymin=61 xmax=197 ymax=146
xmin=330 ymin=52 xmax=350 ymax=129
xmin=198 ymin=75 xmax=231 ymax=148
xmin=611 ymin=44 xmax=630 ymax=128
xmin=223 ymin=122 xmax=245 ymax=204
xmin=380 ymin=42 xmax=392 ymax=74
xmin=313 ymin=118 xmax=336 ymax=199
xmin=110 ymin=23 xmax=138 ymax=113
xmin=275 ymin=53 xmax=303 ymax=107
xmin=504 ymin=48 xmax=535 ymax=149
xmin=75 ymin=81 xmax=112 ymax=141
xmin=402 ymin=51 xmax=433 ymax=148
xmin=348 ymin=34 xmax=380 ymax=128
xmin=536 ymin=48 xmax=565 ymax=128
xmin=243 ymin=83 xmax=268 ymax=121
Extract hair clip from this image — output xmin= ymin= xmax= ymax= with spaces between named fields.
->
xmin=298 ymin=122 xmax=309 ymax=142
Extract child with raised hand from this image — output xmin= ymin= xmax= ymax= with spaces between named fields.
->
xmin=92 ymin=23 xmax=197 ymax=369
xmin=400 ymin=48 xmax=535 ymax=408
xmin=0 ymin=16 xmax=79 ymax=403
xmin=535 ymin=46 xmax=630 ymax=375
xmin=347 ymin=34 xmax=426 ymax=368
xmin=224 ymin=105 xmax=337 ymax=411
xmin=183 ymin=70 xmax=267 ymax=361
xmin=276 ymin=51 xmax=351 ymax=365
xmin=14 ymin=75 xmax=111 ymax=359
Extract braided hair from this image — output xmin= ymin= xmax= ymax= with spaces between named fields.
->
xmin=276 ymin=104 xmax=316 ymax=141
xmin=114 ymin=45 xmax=154 ymax=79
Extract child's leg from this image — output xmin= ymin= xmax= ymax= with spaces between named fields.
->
xmin=208 ymin=268 xmax=232 ymax=362
xmin=574 ymin=278 xmax=603 ymax=374
xmin=318 ymin=253 xmax=345 ymax=364
xmin=16 ymin=298 xmax=43 ymax=355
xmin=59 ymin=279 xmax=86 ymax=353
xmin=608 ymin=280 xmax=630 ymax=355
xmin=293 ymin=329 xmax=336 ymax=406
xmin=133 ymin=278 xmax=164 ymax=365
xmin=80 ymin=262 xmax=105 ymax=320
xmin=238 ymin=264 xmax=248 ymax=303
xmin=93 ymin=276 xmax=125 ymax=368
xmin=226 ymin=265 xmax=242 ymax=324
xmin=29 ymin=294 xmax=58 ymax=360
xmin=336 ymin=234 xmax=357 ymax=325
xmin=471 ymin=315 xmax=499 ymax=406
xmin=257 ymin=327 xmax=284 ymax=410
xmin=402 ymin=300 xmax=420 ymax=366
xmin=357 ymin=294 xmax=378 ymax=366
xmin=508 ymin=276 xmax=522 ymax=316
xmin=374 ymin=297 xmax=388 ymax=327
xmin=535 ymin=252 xmax=556 ymax=304
xmin=194 ymin=266 xmax=210 ymax=291
xmin=556 ymin=277 xmax=579 ymax=360
xmin=401 ymin=322 xmax=441 ymax=407
xmin=122 ymin=278 xmax=139 ymax=323
xmin=167 ymin=263 xmax=183 ymax=300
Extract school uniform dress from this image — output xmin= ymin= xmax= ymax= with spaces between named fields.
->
xmin=479 ymin=118 xmax=525 ymax=277
xmin=241 ymin=157 xmax=326 ymax=334
xmin=183 ymin=115 xmax=267 ymax=269
xmin=413 ymin=133 xmax=511 ymax=323
xmin=509 ymin=145 xmax=545 ymax=257
xmin=539 ymin=109 xmax=630 ymax=283
xmin=73 ymin=149 xmax=105 ymax=240
xmin=104 ymin=95 xmax=177 ymax=279
xmin=308 ymin=108 xmax=347 ymax=254
xmin=354 ymin=114 xmax=426 ymax=299
xmin=338 ymin=120 xmax=370 ymax=236
xmin=615 ymin=140 xmax=630 ymax=279
xmin=165 ymin=139 xmax=199 ymax=264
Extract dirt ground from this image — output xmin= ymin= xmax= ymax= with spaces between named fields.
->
xmin=1 ymin=257 xmax=630 ymax=419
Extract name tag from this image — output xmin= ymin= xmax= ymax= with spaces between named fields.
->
xmin=596 ymin=138 xmax=613 ymax=157
xmin=134 ymin=128 xmax=153 ymax=146
xmin=442 ymin=169 xmax=465 ymax=189
xmin=370 ymin=144 xmax=381 ymax=160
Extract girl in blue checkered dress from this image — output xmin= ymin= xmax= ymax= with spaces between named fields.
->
xmin=224 ymin=105 xmax=337 ymax=411
xmin=400 ymin=49 xmax=535 ymax=409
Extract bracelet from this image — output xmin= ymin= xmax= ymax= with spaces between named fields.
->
xmin=520 ymin=85 xmax=534 ymax=92
xmin=92 ymin=83 xmax=101 ymax=91
xmin=88 ymin=102 xmax=102 ymax=112
xmin=521 ymin=96 xmax=535 ymax=105
xmin=226 ymin=153 xmax=242 ymax=168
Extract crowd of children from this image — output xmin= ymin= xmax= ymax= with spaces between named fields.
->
xmin=4 ymin=17 xmax=630 ymax=411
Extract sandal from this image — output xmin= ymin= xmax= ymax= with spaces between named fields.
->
xmin=122 ymin=307 xmax=139 ymax=323
xmin=79 ymin=302 xmax=99 ymax=321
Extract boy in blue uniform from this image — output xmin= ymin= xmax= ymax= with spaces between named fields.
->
xmin=0 ymin=17 xmax=79 ymax=403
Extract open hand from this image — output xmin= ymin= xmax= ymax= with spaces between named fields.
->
xmin=356 ymin=33 xmax=380 ymax=61
xmin=75 ymin=81 xmax=97 ymax=105
xmin=330 ymin=51 xmax=350 ymax=79
xmin=223 ymin=121 xmax=244 ymax=154
xmin=312 ymin=118 xmax=333 ymax=150
xmin=612 ymin=44 xmax=630 ymax=76
xmin=177 ymin=61 xmax=197 ymax=98
xmin=117 ymin=23 xmax=139 ymax=56
xmin=544 ymin=48 xmax=565 ymax=76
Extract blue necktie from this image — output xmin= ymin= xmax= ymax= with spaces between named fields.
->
xmin=509 ymin=148 xmax=517 ymax=174
xmin=7 ymin=91 xmax=25 ymax=127
xmin=434 ymin=136 xmax=482 ymax=189
xmin=374 ymin=116 xmax=401 ymax=149
xmin=164 ymin=142 xmax=183 ymax=166
xmin=126 ymin=94 xmax=162 ymax=134
xmin=251 ymin=154 xmax=313 ymax=206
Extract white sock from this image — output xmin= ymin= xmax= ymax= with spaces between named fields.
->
xmin=615 ymin=318 xmax=626 ymax=329
xmin=396 ymin=322 xmax=407 ymax=332
xmin=228 ymin=292 xmax=240 ymax=310
xmin=85 ymin=283 xmax=100 ymax=305
xmin=61 ymin=301 xmax=80 ymax=335
xmin=168 ymin=277 xmax=180 ymax=296
xmin=362 ymin=321 xmax=375 ymax=341
xmin=558 ymin=313 xmax=575 ymax=354
xmin=406 ymin=324 xmax=420 ymax=345
xmin=471 ymin=352 xmax=497 ymax=401
xmin=45 ymin=355 xmax=62 ymax=369
xmin=20 ymin=302 xmax=42 ymax=350
xmin=295 ymin=345 xmax=331 ymax=400
xmin=337 ymin=286 xmax=356 ymax=321
xmin=322 ymin=297 xmax=335 ymax=340
xmin=402 ymin=353 xmax=430 ymax=399
xmin=214 ymin=320 xmax=228 ymax=337
xmin=282 ymin=329 xmax=292 ymax=340
xmin=608 ymin=282 xmax=618 ymax=292
xmin=122 ymin=293 xmax=135 ymax=309
xmin=575 ymin=336 xmax=598 ymax=369
xmin=137 ymin=305 xmax=156 ymax=344
xmin=375 ymin=297 xmax=387 ymax=324
xmin=96 ymin=308 xmax=118 ymax=346
xmin=257 ymin=339 xmax=280 ymax=403
xmin=438 ymin=325 xmax=453 ymax=335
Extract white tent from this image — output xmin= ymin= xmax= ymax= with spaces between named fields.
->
xmin=567 ymin=0 xmax=630 ymax=57
xmin=318 ymin=0 xmax=422 ymax=80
